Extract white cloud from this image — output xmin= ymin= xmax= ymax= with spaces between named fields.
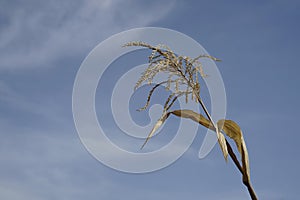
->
xmin=0 ymin=0 xmax=175 ymax=70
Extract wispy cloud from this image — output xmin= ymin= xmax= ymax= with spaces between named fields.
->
xmin=0 ymin=80 xmax=67 ymax=125
xmin=0 ymin=126 xmax=112 ymax=200
xmin=0 ymin=1 xmax=176 ymax=199
xmin=0 ymin=0 xmax=174 ymax=70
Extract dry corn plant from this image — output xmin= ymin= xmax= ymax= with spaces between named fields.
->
xmin=124 ymin=42 xmax=258 ymax=200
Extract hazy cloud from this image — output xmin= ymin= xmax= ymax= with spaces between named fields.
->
xmin=0 ymin=0 xmax=174 ymax=70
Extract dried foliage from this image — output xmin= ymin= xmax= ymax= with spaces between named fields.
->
xmin=124 ymin=42 xmax=258 ymax=200
xmin=217 ymin=120 xmax=250 ymax=183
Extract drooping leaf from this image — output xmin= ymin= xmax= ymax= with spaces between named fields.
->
xmin=140 ymin=112 xmax=170 ymax=149
xmin=171 ymin=109 xmax=211 ymax=128
xmin=215 ymin=126 xmax=228 ymax=162
xmin=217 ymin=120 xmax=250 ymax=183
xmin=171 ymin=110 xmax=228 ymax=161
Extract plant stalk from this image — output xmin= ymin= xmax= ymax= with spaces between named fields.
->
xmin=154 ymin=49 xmax=258 ymax=199
xmin=195 ymin=94 xmax=258 ymax=200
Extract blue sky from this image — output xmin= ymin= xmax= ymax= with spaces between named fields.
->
xmin=1 ymin=0 xmax=300 ymax=199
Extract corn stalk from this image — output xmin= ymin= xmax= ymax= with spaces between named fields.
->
xmin=124 ymin=42 xmax=258 ymax=200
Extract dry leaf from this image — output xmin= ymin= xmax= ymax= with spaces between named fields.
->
xmin=217 ymin=120 xmax=250 ymax=183
xmin=171 ymin=110 xmax=228 ymax=161
xmin=171 ymin=109 xmax=211 ymax=128
xmin=215 ymin=126 xmax=228 ymax=162
xmin=141 ymin=112 xmax=170 ymax=149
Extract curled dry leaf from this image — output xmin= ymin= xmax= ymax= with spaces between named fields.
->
xmin=217 ymin=120 xmax=250 ymax=183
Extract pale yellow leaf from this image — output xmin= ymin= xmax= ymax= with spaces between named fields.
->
xmin=171 ymin=109 xmax=211 ymax=129
xmin=171 ymin=110 xmax=228 ymax=161
xmin=217 ymin=120 xmax=250 ymax=182
xmin=215 ymin=126 xmax=228 ymax=162
xmin=141 ymin=112 xmax=170 ymax=149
